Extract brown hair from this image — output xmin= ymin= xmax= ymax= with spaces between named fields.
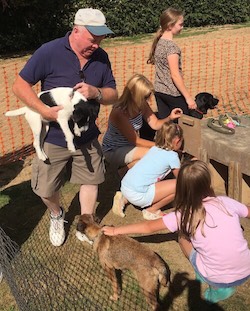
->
xmin=174 ymin=160 xmax=216 ymax=238
xmin=114 ymin=73 xmax=154 ymax=116
xmin=147 ymin=7 xmax=184 ymax=65
xmin=155 ymin=121 xmax=183 ymax=150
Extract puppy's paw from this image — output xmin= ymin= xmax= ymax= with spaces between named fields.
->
xmin=37 ymin=151 xmax=48 ymax=161
xmin=67 ymin=145 xmax=76 ymax=153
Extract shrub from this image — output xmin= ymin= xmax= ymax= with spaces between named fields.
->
xmin=0 ymin=0 xmax=249 ymax=53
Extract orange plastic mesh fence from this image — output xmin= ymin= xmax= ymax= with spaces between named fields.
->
xmin=1 ymin=34 xmax=249 ymax=165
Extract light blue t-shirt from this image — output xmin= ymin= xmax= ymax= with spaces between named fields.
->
xmin=121 ymin=146 xmax=180 ymax=193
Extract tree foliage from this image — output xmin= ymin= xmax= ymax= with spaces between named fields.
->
xmin=0 ymin=0 xmax=249 ymax=54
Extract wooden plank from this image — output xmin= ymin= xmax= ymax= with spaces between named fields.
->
xmin=228 ymin=161 xmax=242 ymax=201
xmin=199 ymin=148 xmax=209 ymax=163
xmin=178 ymin=115 xmax=201 ymax=158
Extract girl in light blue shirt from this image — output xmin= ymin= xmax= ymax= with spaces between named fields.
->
xmin=115 ymin=121 xmax=183 ymax=220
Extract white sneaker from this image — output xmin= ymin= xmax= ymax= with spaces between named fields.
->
xmin=142 ymin=209 xmax=163 ymax=220
xmin=75 ymin=231 xmax=93 ymax=245
xmin=49 ymin=208 xmax=66 ymax=247
xmin=112 ymin=191 xmax=126 ymax=217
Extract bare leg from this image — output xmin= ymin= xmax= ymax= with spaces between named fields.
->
xmin=75 ymin=184 xmax=98 ymax=244
xmin=146 ymin=179 xmax=176 ymax=213
xmin=118 ymin=147 xmax=150 ymax=178
xmin=79 ymin=184 xmax=98 ymax=215
xmin=41 ymin=191 xmax=61 ymax=216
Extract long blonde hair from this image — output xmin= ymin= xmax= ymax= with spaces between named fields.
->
xmin=155 ymin=122 xmax=183 ymax=150
xmin=147 ymin=7 xmax=184 ymax=65
xmin=175 ymin=160 xmax=215 ymax=238
xmin=114 ymin=73 xmax=154 ymax=116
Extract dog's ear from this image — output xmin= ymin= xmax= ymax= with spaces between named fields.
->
xmin=77 ymin=214 xmax=95 ymax=232
xmin=77 ymin=220 xmax=87 ymax=233
xmin=195 ymin=93 xmax=207 ymax=110
xmin=72 ymin=106 xmax=83 ymax=122
xmin=87 ymin=99 xmax=100 ymax=121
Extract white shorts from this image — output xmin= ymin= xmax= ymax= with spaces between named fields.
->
xmin=121 ymin=183 xmax=155 ymax=208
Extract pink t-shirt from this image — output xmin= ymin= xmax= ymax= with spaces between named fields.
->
xmin=163 ymin=196 xmax=250 ymax=283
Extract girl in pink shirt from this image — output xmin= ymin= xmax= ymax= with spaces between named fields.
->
xmin=103 ymin=160 xmax=250 ymax=304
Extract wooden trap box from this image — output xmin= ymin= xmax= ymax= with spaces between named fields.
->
xmin=178 ymin=115 xmax=202 ymax=159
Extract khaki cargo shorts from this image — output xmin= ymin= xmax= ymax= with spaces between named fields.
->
xmin=31 ymin=139 xmax=105 ymax=198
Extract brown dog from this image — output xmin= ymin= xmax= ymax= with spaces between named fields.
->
xmin=77 ymin=214 xmax=170 ymax=310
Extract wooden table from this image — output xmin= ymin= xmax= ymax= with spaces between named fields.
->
xmin=179 ymin=115 xmax=250 ymax=202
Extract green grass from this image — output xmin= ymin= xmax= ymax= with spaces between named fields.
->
xmin=0 ymin=194 xmax=10 ymax=209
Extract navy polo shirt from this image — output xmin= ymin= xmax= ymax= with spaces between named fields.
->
xmin=20 ymin=32 xmax=116 ymax=147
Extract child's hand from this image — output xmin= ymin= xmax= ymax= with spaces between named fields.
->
xmin=170 ymin=108 xmax=183 ymax=120
xmin=102 ymin=226 xmax=117 ymax=236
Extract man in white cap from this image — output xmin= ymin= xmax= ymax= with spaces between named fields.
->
xmin=74 ymin=8 xmax=114 ymax=36
xmin=12 ymin=8 xmax=118 ymax=247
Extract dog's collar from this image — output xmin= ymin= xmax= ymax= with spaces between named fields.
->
xmin=194 ymin=108 xmax=204 ymax=115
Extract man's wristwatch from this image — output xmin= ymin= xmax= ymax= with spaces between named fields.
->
xmin=95 ymin=88 xmax=102 ymax=102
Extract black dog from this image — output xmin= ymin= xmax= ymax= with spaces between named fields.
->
xmin=189 ymin=92 xmax=219 ymax=119
xmin=139 ymin=92 xmax=219 ymax=141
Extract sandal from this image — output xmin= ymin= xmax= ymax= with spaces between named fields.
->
xmin=112 ymin=191 xmax=126 ymax=217
xmin=142 ymin=209 xmax=163 ymax=220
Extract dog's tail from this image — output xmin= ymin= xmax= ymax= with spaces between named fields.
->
xmin=5 ymin=107 xmax=27 ymax=117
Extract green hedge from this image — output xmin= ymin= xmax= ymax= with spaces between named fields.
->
xmin=0 ymin=0 xmax=249 ymax=54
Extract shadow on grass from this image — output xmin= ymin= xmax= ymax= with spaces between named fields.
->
xmin=134 ymin=232 xmax=178 ymax=244
xmin=0 ymin=160 xmax=25 ymax=188
xmin=0 ymin=180 xmax=45 ymax=246
xmin=161 ymin=272 xmax=225 ymax=311
xmin=96 ymin=163 xmax=121 ymax=220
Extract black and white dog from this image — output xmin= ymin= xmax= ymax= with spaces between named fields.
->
xmin=189 ymin=92 xmax=219 ymax=119
xmin=5 ymin=87 xmax=99 ymax=161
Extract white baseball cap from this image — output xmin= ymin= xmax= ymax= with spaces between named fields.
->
xmin=74 ymin=8 xmax=114 ymax=36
